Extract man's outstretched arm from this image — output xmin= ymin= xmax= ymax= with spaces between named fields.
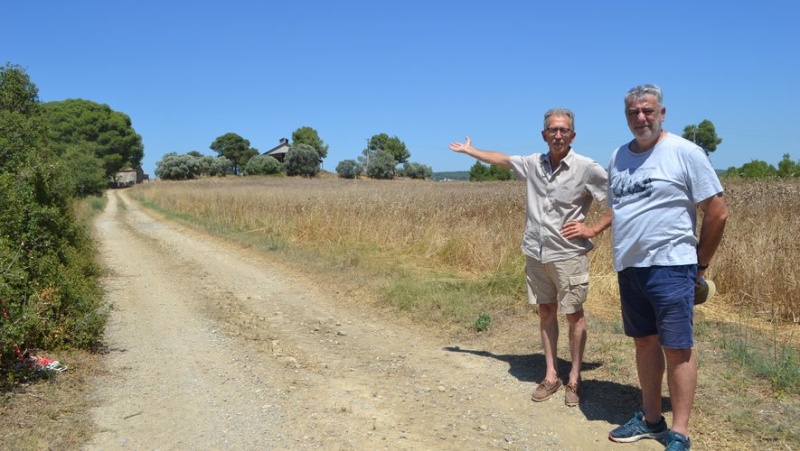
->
xmin=449 ymin=136 xmax=512 ymax=169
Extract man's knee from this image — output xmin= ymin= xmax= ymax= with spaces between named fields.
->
xmin=633 ymin=334 xmax=660 ymax=350
xmin=664 ymin=347 xmax=693 ymax=364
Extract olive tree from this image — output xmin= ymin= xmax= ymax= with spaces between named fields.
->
xmin=284 ymin=143 xmax=320 ymax=177
xmin=366 ymin=150 xmax=397 ymax=179
xmin=245 ymin=154 xmax=282 ymax=175
xmin=403 ymin=161 xmax=432 ymax=179
xmin=335 ymin=159 xmax=362 ymax=179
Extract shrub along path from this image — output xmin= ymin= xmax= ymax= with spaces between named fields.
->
xmin=84 ymin=189 xmax=663 ymax=450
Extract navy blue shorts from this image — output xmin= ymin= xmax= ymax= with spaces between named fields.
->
xmin=617 ymin=265 xmax=696 ymax=349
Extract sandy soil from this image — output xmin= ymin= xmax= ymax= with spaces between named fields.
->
xmin=86 ymin=190 xmax=661 ymax=450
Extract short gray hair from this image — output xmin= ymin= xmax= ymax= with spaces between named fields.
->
xmin=543 ymin=108 xmax=575 ymax=130
xmin=625 ymin=84 xmax=663 ymax=107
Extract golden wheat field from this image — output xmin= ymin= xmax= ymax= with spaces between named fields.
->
xmin=129 ymin=176 xmax=800 ymax=324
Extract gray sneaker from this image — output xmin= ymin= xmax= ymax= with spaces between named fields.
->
xmin=608 ymin=411 xmax=668 ymax=443
xmin=664 ymin=430 xmax=691 ymax=450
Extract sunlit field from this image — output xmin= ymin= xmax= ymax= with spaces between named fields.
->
xmin=130 ymin=176 xmax=799 ymax=324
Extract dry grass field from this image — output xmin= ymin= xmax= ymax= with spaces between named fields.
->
xmin=124 ymin=175 xmax=799 ymax=449
xmin=129 ymin=176 xmax=799 ymax=324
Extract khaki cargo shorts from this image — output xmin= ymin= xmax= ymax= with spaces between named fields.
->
xmin=525 ymin=254 xmax=590 ymax=314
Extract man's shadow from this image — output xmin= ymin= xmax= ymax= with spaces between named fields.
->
xmin=443 ymin=346 xmax=671 ymax=425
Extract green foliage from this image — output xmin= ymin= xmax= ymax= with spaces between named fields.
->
xmin=0 ymin=63 xmax=39 ymax=116
xmin=198 ymin=155 xmax=230 ymax=177
xmin=777 ymin=153 xmax=800 ymax=177
xmin=366 ymin=150 xmax=397 ymax=179
xmin=682 ymin=119 xmax=723 ymax=154
xmin=0 ymin=64 xmax=45 ymax=171
xmin=473 ymin=313 xmax=492 ymax=331
xmin=155 ymin=153 xmax=231 ymax=180
xmin=335 ymin=159 xmax=362 ymax=179
xmin=61 ymin=146 xmax=107 ymax=197
xmin=723 ymin=160 xmax=777 ymax=178
xmin=245 ymin=154 xmax=282 ymax=175
xmin=723 ymin=154 xmax=800 ymax=179
xmin=291 ymin=126 xmax=328 ymax=161
xmin=363 ymin=133 xmax=411 ymax=165
xmin=155 ymin=153 xmax=200 ymax=180
xmin=469 ymin=161 xmax=514 ymax=181
xmin=43 ymin=99 xmax=144 ymax=177
xmin=403 ymin=161 xmax=433 ymax=179
xmin=284 ymin=144 xmax=320 ymax=177
xmin=209 ymin=132 xmax=258 ymax=175
xmin=0 ymin=64 xmax=105 ymax=383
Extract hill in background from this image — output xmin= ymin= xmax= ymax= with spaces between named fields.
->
xmin=431 ymin=171 xmax=469 ymax=181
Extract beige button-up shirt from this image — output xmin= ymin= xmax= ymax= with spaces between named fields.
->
xmin=509 ymin=149 xmax=608 ymax=263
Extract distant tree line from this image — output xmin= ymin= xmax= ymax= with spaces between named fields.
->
xmin=157 ymin=127 xmax=435 ymax=181
xmin=723 ymin=154 xmax=800 ymax=178
xmin=155 ymin=127 xmax=330 ymax=179
xmin=335 ymin=133 xmax=431 ymax=180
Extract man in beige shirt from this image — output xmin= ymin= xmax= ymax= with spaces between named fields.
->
xmin=450 ymin=108 xmax=611 ymax=406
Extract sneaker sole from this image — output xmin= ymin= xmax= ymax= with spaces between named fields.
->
xmin=608 ymin=431 xmax=668 ymax=443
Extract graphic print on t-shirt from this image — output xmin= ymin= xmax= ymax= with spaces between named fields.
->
xmin=611 ymin=167 xmax=653 ymax=204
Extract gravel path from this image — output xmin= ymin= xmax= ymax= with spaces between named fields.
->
xmin=86 ymin=190 xmax=660 ymax=450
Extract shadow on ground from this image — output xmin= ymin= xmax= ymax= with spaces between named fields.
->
xmin=443 ymin=346 xmax=672 ymax=426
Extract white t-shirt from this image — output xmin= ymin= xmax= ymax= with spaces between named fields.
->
xmin=607 ymin=133 xmax=723 ymax=271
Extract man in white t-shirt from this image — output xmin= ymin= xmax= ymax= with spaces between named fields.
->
xmin=606 ymin=85 xmax=729 ymax=451
xmin=449 ymin=108 xmax=611 ymax=407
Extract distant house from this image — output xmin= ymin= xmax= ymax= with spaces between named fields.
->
xmin=263 ymin=138 xmax=290 ymax=163
xmin=111 ymin=167 xmax=148 ymax=188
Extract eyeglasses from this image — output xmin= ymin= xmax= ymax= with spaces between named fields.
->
xmin=627 ymin=108 xmax=657 ymax=117
xmin=544 ymin=127 xmax=572 ymax=136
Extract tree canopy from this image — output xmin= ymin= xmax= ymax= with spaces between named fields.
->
xmin=245 ymin=154 xmax=282 ymax=176
xmin=291 ymin=126 xmax=328 ymax=162
xmin=43 ymin=99 xmax=144 ymax=177
xmin=366 ymin=150 xmax=397 ymax=179
xmin=155 ymin=153 xmax=230 ymax=180
xmin=284 ymin=144 xmax=320 ymax=177
xmin=403 ymin=161 xmax=433 ymax=179
xmin=682 ymin=119 xmax=722 ymax=154
xmin=335 ymin=159 xmax=362 ymax=179
xmin=363 ymin=133 xmax=411 ymax=166
xmin=209 ymin=132 xmax=258 ymax=175
xmin=469 ymin=161 xmax=514 ymax=181
xmin=0 ymin=63 xmax=40 ymax=116
xmin=723 ymin=153 xmax=799 ymax=178
xmin=0 ymin=64 xmax=105 ymax=373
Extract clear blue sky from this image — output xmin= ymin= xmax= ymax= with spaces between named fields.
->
xmin=6 ymin=1 xmax=799 ymax=176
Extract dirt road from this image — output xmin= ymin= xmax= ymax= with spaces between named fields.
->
xmin=87 ymin=190 xmax=660 ymax=450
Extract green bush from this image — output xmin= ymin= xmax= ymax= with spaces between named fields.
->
xmin=245 ymin=154 xmax=282 ymax=175
xmin=335 ymin=159 xmax=362 ymax=179
xmin=284 ymin=144 xmax=320 ymax=177
xmin=366 ymin=150 xmax=397 ymax=179
xmin=0 ymin=64 xmax=106 ymax=385
xmin=469 ymin=161 xmax=514 ymax=181
xmin=62 ymin=146 xmax=107 ymax=197
xmin=403 ymin=161 xmax=432 ymax=180
xmin=155 ymin=152 xmax=201 ymax=180
xmin=198 ymin=155 xmax=230 ymax=177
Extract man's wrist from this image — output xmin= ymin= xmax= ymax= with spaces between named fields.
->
xmin=697 ymin=263 xmax=709 ymax=271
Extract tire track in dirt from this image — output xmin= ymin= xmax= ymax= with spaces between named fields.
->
xmin=87 ymin=190 xmax=660 ymax=450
